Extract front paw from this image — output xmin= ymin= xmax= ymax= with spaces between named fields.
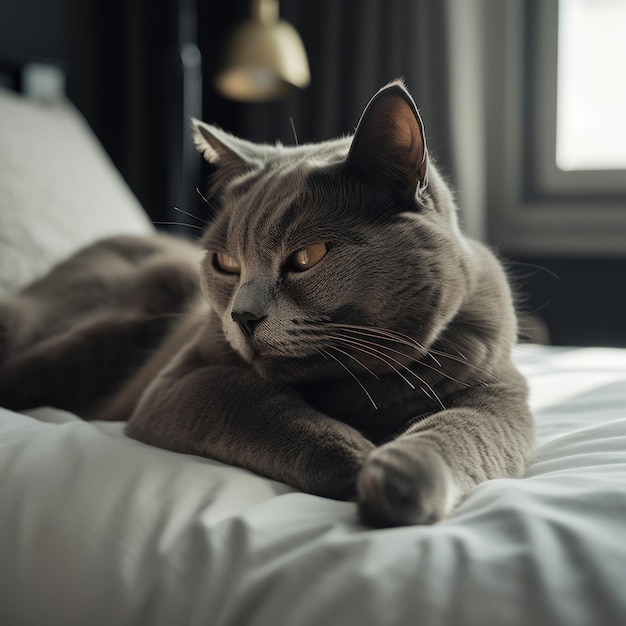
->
xmin=305 ymin=436 xmax=376 ymax=501
xmin=357 ymin=444 xmax=458 ymax=527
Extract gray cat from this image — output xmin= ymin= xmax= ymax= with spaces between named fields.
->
xmin=0 ymin=81 xmax=534 ymax=526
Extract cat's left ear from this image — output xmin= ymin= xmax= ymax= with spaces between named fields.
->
xmin=191 ymin=119 xmax=257 ymax=171
xmin=346 ymin=80 xmax=428 ymax=203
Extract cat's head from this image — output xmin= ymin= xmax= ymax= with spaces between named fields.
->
xmin=192 ymin=81 xmax=470 ymax=382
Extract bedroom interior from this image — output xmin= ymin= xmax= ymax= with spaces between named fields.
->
xmin=1 ymin=0 xmax=625 ymax=624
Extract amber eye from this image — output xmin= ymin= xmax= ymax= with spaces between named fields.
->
xmin=215 ymin=252 xmax=241 ymax=274
xmin=290 ymin=242 xmax=328 ymax=272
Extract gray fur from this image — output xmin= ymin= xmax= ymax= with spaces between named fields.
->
xmin=0 ymin=82 xmax=534 ymax=526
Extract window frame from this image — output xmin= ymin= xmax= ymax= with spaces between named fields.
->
xmin=484 ymin=0 xmax=626 ymax=257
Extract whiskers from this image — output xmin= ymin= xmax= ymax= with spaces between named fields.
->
xmin=153 ymin=206 xmax=210 ymax=233
xmin=153 ymin=192 xmax=219 ymax=235
xmin=320 ymin=347 xmax=378 ymax=410
xmin=302 ymin=321 xmax=493 ymax=411
xmin=174 ymin=206 xmax=209 ymax=226
xmin=152 ymin=220 xmax=204 ymax=232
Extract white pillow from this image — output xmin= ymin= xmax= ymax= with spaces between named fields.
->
xmin=0 ymin=88 xmax=153 ymax=295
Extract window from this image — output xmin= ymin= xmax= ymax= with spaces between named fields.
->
xmin=483 ymin=0 xmax=626 ymax=256
xmin=556 ymin=0 xmax=626 ymax=171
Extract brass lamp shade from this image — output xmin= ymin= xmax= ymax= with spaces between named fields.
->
xmin=215 ymin=0 xmax=310 ymax=102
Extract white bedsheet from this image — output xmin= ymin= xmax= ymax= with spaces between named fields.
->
xmin=1 ymin=345 xmax=625 ymax=626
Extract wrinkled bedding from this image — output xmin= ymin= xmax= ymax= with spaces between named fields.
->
xmin=1 ymin=345 xmax=625 ymax=626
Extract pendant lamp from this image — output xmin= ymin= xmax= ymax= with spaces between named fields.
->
xmin=215 ymin=0 xmax=310 ymax=101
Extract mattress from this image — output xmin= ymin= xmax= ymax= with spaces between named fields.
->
xmin=1 ymin=344 xmax=625 ymax=626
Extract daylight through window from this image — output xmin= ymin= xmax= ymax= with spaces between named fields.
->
xmin=556 ymin=0 xmax=626 ymax=171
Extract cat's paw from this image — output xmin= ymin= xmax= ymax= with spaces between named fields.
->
xmin=357 ymin=443 xmax=458 ymax=527
xmin=306 ymin=435 xmax=376 ymax=501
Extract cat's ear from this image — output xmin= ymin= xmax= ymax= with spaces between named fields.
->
xmin=346 ymin=80 xmax=428 ymax=202
xmin=191 ymin=119 xmax=257 ymax=171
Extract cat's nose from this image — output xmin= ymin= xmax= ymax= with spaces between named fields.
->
xmin=231 ymin=279 xmax=271 ymax=337
xmin=231 ymin=310 xmax=266 ymax=337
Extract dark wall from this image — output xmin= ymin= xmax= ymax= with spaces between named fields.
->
xmin=509 ymin=256 xmax=626 ymax=348
xmin=2 ymin=0 xmax=453 ymax=227
xmin=2 ymin=0 xmax=624 ymax=348
xmin=65 ymin=0 xmax=204 ymax=225
xmin=0 ymin=0 xmax=66 ymax=62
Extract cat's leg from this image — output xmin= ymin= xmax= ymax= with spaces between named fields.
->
xmin=0 ymin=240 xmax=200 ymax=416
xmin=127 ymin=343 xmax=375 ymax=499
xmin=0 ymin=302 xmax=10 ymax=367
xmin=0 ymin=297 xmax=32 ymax=373
xmin=0 ymin=312 xmax=172 ymax=415
xmin=94 ymin=311 xmax=206 ymax=422
xmin=357 ymin=374 xmax=534 ymax=526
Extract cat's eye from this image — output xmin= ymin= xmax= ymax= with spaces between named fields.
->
xmin=214 ymin=252 xmax=241 ymax=274
xmin=290 ymin=243 xmax=328 ymax=272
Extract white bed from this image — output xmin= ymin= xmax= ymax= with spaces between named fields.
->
xmin=1 ymin=86 xmax=625 ymax=626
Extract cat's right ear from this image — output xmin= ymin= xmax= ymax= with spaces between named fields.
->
xmin=346 ymin=81 xmax=428 ymax=204
xmin=191 ymin=119 xmax=255 ymax=172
